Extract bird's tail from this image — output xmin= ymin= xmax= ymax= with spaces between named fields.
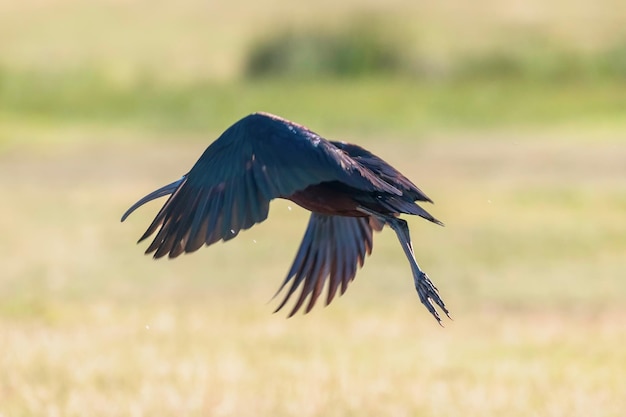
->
xmin=377 ymin=196 xmax=444 ymax=226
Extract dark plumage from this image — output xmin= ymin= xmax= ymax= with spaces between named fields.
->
xmin=122 ymin=112 xmax=450 ymax=323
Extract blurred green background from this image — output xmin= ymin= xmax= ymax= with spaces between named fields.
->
xmin=1 ymin=0 xmax=625 ymax=416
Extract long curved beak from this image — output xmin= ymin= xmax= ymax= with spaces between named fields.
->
xmin=120 ymin=177 xmax=185 ymax=222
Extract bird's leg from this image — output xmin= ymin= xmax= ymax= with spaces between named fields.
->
xmin=357 ymin=207 xmax=450 ymax=324
xmin=387 ymin=217 xmax=450 ymax=324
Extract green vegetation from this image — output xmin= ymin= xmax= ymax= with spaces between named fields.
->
xmin=2 ymin=71 xmax=626 ymax=143
xmin=245 ymin=19 xmax=408 ymax=78
xmin=2 ymin=8 xmax=626 ymax=139
xmin=245 ymin=21 xmax=626 ymax=82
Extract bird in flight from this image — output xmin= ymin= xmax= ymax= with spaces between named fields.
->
xmin=122 ymin=112 xmax=450 ymax=323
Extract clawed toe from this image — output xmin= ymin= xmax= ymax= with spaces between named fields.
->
xmin=415 ymin=272 xmax=451 ymax=324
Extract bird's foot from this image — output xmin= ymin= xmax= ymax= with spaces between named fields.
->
xmin=415 ymin=272 xmax=451 ymax=325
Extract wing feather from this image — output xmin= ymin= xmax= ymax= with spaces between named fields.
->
xmin=122 ymin=112 xmax=398 ymax=258
xmin=274 ymin=213 xmax=377 ymax=316
xmin=331 ymin=140 xmax=433 ymax=203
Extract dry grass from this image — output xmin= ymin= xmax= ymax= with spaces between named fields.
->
xmin=1 ymin=129 xmax=625 ymax=416
xmin=2 ymin=307 xmax=625 ymax=417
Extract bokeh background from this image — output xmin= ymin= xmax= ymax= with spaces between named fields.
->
xmin=1 ymin=0 xmax=625 ymax=416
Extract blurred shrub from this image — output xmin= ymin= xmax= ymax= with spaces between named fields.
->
xmin=597 ymin=40 xmax=626 ymax=79
xmin=453 ymin=41 xmax=587 ymax=82
xmin=244 ymin=20 xmax=410 ymax=79
xmin=445 ymin=36 xmax=626 ymax=83
xmin=245 ymin=22 xmax=626 ymax=83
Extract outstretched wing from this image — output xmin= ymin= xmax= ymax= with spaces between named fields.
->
xmin=122 ymin=112 xmax=400 ymax=259
xmin=274 ymin=213 xmax=383 ymax=317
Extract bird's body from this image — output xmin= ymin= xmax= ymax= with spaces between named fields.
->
xmin=122 ymin=112 xmax=450 ymax=322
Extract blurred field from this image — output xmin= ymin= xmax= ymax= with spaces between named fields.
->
xmin=1 ymin=132 xmax=625 ymax=416
xmin=2 ymin=0 xmax=626 ymax=80
xmin=1 ymin=0 xmax=626 ymax=416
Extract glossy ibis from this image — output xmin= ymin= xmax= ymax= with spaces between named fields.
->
xmin=122 ymin=112 xmax=450 ymax=323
